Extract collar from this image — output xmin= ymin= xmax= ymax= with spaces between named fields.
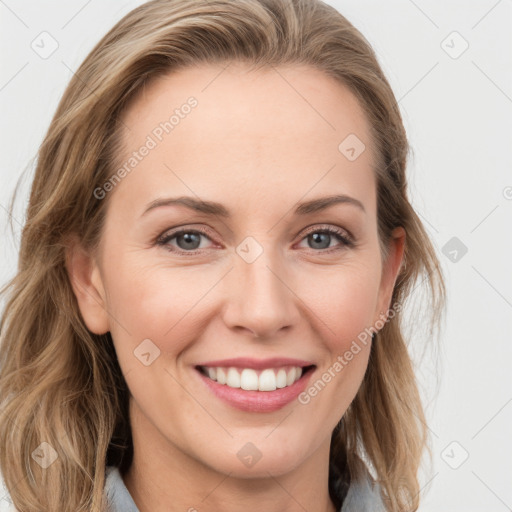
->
xmin=104 ymin=465 xmax=386 ymax=512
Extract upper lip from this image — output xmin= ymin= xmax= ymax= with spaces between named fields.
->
xmin=195 ymin=357 xmax=316 ymax=370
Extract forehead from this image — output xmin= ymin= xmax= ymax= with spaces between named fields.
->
xmin=111 ymin=62 xmax=376 ymax=218
xmin=121 ymin=61 xmax=371 ymax=148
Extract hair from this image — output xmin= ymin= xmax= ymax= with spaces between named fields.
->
xmin=0 ymin=0 xmax=446 ymax=510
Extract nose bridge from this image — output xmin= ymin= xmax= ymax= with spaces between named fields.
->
xmin=223 ymin=236 xmax=300 ymax=338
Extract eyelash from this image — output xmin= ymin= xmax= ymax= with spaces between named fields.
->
xmin=155 ymin=225 xmax=355 ymax=255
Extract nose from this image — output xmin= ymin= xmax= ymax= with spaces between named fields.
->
xmin=222 ymin=247 xmax=301 ymax=339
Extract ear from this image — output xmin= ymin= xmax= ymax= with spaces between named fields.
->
xmin=64 ymin=235 xmax=110 ymax=335
xmin=373 ymin=226 xmax=406 ymax=324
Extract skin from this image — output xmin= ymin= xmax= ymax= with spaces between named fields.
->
xmin=67 ymin=62 xmax=405 ymax=512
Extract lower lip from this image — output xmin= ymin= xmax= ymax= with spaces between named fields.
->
xmin=195 ymin=367 xmax=314 ymax=413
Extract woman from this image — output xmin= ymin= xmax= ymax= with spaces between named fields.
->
xmin=0 ymin=0 xmax=445 ymax=510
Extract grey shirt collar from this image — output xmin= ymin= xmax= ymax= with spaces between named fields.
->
xmin=104 ymin=465 xmax=385 ymax=511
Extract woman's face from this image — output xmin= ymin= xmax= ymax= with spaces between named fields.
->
xmin=69 ymin=62 xmax=404 ymax=479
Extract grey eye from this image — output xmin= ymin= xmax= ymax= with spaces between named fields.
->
xmin=175 ymin=232 xmax=203 ymax=250
xmin=307 ymin=232 xmax=332 ymax=250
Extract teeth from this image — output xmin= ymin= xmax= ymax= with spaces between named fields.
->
xmin=286 ymin=367 xmax=297 ymax=386
xmin=226 ymin=368 xmax=241 ymax=388
xmin=276 ymin=368 xmax=287 ymax=388
xmin=216 ymin=368 xmax=226 ymax=384
xmin=259 ymin=369 xmax=276 ymax=391
xmin=201 ymin=365 xmax=305 ymax=391
xmin=240 ymin=369 xmax=259 ymax=390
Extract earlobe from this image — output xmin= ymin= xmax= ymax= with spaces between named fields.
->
xmin=64 ymin=236 xmax=110 ymax=335
xmin=375 ymin=227 xmax=406 ymax=323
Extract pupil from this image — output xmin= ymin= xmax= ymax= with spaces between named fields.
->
xmin=179 ymin=232 xmax=200 ymax=250
xmin=310 ymin=232 xmax=329 ymax=249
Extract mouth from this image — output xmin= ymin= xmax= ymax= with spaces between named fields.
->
xmin=194 ymin=363 xmax=316 ymax=412
xmin=195 ymin=364 xmax=316 ymax=392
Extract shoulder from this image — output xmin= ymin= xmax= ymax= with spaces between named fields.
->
xmin=0 ymin=470 xmax=16 ymax=512
xmin=340 ymin=472 xmax=386 ymax=512
xmin=105 ymin=465 xmax=139 ymax=512
xmin=0 ymin=466 xmax=138 ymax=512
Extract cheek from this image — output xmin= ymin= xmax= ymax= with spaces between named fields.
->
xmin=296 ymin=264 xmax=380 ymax=415
xmin=299 ymin=261 xmax=381 ymax=348
xmin=103 ymin=257 xmax=218 ymax=361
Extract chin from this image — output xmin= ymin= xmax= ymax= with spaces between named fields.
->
xmin=197 ymin=439 xmax=311 ymax=479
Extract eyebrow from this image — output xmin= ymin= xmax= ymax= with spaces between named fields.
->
xmin=141 ymin=193 xmax=366 ymax=218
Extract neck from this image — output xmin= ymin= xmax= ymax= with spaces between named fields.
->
xmin=124 ymin=463 xmax=338 ymax=512
xmin=122 ymin=400 xmax=338 ymax=512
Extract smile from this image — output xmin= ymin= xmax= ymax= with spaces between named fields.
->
xmin=197 ymin=365 xmax=314 ymax=391
xmin=194 ymin=364 xmax=316 ymax=413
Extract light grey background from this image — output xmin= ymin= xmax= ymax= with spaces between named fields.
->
xmin=1 ymin=1 xmax=511 ymax=510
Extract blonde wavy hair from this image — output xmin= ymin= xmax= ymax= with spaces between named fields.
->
xmin=0 ymin=0 xmax=446 ymax=510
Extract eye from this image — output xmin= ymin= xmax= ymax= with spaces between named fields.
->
xmin=296 ymin=225 xmax=354 ymax=252
xmin=156 ymin=228 xmax=215 ymax=254
xmin=155 ymin=224 xmax=355 ymax=255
